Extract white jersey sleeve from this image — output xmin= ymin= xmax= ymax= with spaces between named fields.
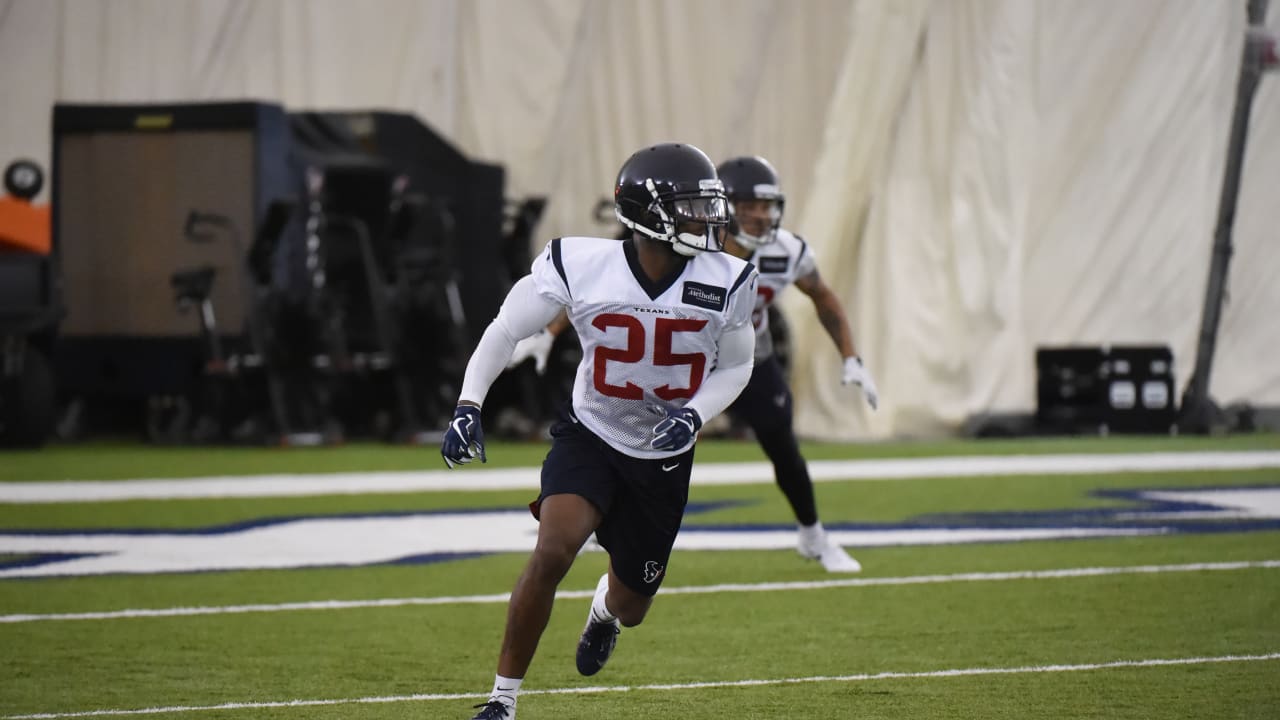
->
xmin=793 ymin=234 xmax=818 ymax=279
xmin=530 ymin=238 xmax=573 ymax=305
xmin=685 ymin=309 xmax=755 ymax=423
xmin=458 ymin=275 xmax=563 ymax=406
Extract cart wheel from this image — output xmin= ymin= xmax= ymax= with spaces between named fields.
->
xmin=0 ymin=346 xmax=57 ymax=448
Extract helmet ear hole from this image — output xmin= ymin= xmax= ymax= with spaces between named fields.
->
xmin=641 ymin=201 xmax=667 ymax=231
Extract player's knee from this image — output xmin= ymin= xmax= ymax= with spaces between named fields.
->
xmin=528 ymin=541 xmax=578 ymax=581
xmin=758 ymin=428 xmax=802 ymax=465
xmin=753 ymin=415 xmax=792 ymax=440
xmin=754 ymin=416 xmax=794 ymax=440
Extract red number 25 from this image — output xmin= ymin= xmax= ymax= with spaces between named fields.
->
xmin=592 ymin=314 xmax=708 ymax=400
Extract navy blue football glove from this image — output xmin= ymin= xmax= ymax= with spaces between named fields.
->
xmin=651 ymin=407 xmax=702 ymax=451
xmin=441 ymin=405 xmax=486 ymax=468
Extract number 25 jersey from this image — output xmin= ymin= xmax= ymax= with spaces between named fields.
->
xmin=531 ymin=236 xmax=757 ymax=459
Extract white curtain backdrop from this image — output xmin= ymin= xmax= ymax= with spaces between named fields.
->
xmin=1 ymin=0 xmax=1276 ymax=438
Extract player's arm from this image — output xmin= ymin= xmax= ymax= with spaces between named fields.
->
xmin=442 ymin=276 xmax=562 ymax=467
xmin=685 ymin=321 xmax=755 ymax=422
xmin=795 ymin=269 xmax=878 ymax=409
xmin=795 ymin=269 xmax=857 ymax=358
xmin=460 ymin=275 xmax=563 ymax=406
xmin=651 ymin=321 xmax=754 ymax=451
xmin=683 ymin=263 xmax=759 ymax=425
xmin=652 ymin=261 xmax=758 ymax=452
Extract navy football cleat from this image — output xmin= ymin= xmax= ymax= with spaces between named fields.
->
xmin=575 ymin=615 xmax=620 ymax=676
xmin=470 ymin=700 xmax=514 ymax=719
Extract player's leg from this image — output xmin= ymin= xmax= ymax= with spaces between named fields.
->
xmin=757 ymin=429 xmax=861 ymax=571
xmin=471 ymin=493 xmax=600 ymax=719
xmin=499 ymin=493 xmax=602 ymax=676
xmin=574 ymin=558 xmax=656 ymax=676
xmin=731 ymin=356 xmax=819 ymax=525
xmin=602 ymin=558 xmax=654 ymax=626
xmin=752 ymin=419 xmax=864 ymax=570
xmin=577 ymin=444 xmax=693 ymax=676
xmin=737 ymin=356 xmax=861 ymax=572
xmin=473 ymin=417 xmax=613 ymax=718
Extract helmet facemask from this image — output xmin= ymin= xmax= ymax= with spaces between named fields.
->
xmin=616 ymin=177 xmax=730 ymax=256
xmin=728 ymin=186 xmax=784 ymax=250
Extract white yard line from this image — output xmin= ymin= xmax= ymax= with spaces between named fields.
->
xmin=3 ymin=559 xmax=1276 ymax=624
xmin=5 ymin=651 xmax=1278 ymax=719
xmin=3 ymin=451 xmax=1280 ymax=503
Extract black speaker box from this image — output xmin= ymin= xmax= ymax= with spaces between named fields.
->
xmin=1036 ymin=345 xmax=1176 ymax=435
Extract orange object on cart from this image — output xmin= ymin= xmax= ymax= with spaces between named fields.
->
xmin=0 ymin=195 xmax=50 ymax=254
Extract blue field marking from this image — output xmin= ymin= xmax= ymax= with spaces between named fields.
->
xmin=0 ymin=487 xmax=1276 ymax=578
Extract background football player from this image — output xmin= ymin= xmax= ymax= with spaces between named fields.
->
xmin=715 ymin=154 xmax=878 ymax=573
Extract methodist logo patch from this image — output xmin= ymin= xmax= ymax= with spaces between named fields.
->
xmin=757 ymin=256 xmax=789 ymax=274
xmin=682 ymin=281 xmax=726 ymax=311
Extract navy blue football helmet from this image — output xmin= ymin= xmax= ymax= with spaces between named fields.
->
xmin=717 ymin=155 xmax=784 ymax=249
xmin=615 ymin=143 xmax=729 ymax=256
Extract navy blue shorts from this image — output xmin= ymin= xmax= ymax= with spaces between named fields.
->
xmin=534 ymin=414 xmax=695 ymax=597
xmin=727 ymin=354 xmax=792 ymax=435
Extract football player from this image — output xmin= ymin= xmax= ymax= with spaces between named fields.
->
xmin=442 ymin=142 xmax=758 ymax=720
xmin=716 ymin=154 xmax=879 ymax=573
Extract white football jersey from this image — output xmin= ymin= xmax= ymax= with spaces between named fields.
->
xmin=746 ymin=228 xmax=816 ymax=360
xmin=531 ymin=236 xmax=757 ymax=459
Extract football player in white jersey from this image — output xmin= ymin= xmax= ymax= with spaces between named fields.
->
xmin=716 ymin=155 xmax=879 ymax=574
xmin=441 ymin=143 xmax=758 ymax=720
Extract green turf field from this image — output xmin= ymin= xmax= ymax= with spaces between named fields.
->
xmin=2 ymin=435 xmax=1278 ymax=719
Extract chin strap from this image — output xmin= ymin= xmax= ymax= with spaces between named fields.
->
xmin=672 ymin=231 xmax=709 ymax=256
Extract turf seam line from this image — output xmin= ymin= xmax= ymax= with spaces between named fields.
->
xmin=2 ymin=559 xmax=1276 ymax=624
xmin=5 ymin=651 xmax=1278 ymax=718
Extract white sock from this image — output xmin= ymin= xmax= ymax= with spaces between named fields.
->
xmin=799 ymin=521 xmax=826 ymax=546
xmin=490 ymin=675 xmax=521 ymax=707
xmin=589 ymin=573 xmax=617 ymax=624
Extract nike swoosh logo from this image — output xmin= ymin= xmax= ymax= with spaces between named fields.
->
xmin=662 ymin=463 xmax=679 ymax=472
xmin=450 ymin=417 xmax=469 ymax=437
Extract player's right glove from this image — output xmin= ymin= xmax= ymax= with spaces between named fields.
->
xmin=651 ymin=407 xmax=702 ymax=452
xmin=441 ymin=405 xmax=486 ymax=468
xmin=505 ymin=328 xmax=555 ymax=375
xmin=841 ymin=356 xmax=879 ymax=410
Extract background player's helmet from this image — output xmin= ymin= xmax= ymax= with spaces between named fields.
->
xmin=615 ymin=143 xmax=729 ymax=256
xmin=717 ymin=155 xmax=785 ymax=250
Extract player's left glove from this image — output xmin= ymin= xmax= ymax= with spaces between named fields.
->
xmin=842 ymin=356 xmax=879 ymax=410
xmin=651 ymin=407 xmax=702 ymax=451
xmin=441 ymin=405 xmax=486 ymax=468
